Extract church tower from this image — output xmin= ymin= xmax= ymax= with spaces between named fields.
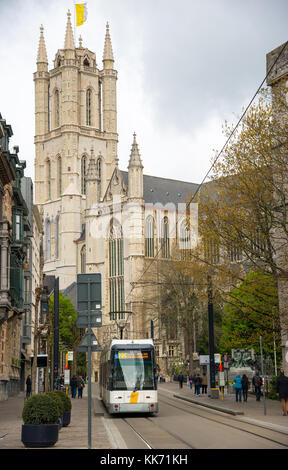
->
xmin=34 ymin=11 xmax=118 ymax=288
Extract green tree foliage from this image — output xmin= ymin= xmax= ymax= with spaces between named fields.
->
xmin=220 ymin=271 xmax=281 ymax=357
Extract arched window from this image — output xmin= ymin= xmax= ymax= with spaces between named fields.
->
xmin=57 ymin=156 xmax=62 ymax=197
xmin=81 ymin=155 xmax=87 ymax=195
xmin=45 ymin=219 xmax=51 ymax=260
xmin=161 ymin=216 xmax=170 ymax=258
xmin=55 ymin=215 xmax=60 ymax=259
xmin=145 ymin=216 xmax=154 ymax=257
xmin=55 ymin=90 xmax=60 ymax=128
xmin=204 ymin=236 xmax=220 ymax=264
xmin=109 ymin=220 xmax=124 ymax=320
xmin=80 ymin=245 xmax=86 ymax=273
xmin=83 ymin=57 xmax=90 ymax=67
xmin=47 ymin=160 xmax=51 ymax=200
xmin=86 ymin=89 xmax=92 ymax=126
xmin=180 ymin=219 xmax=191 ymax=259
xmin=96 ymin=157 xmax=102 ymax=200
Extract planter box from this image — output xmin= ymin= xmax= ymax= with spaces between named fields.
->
xmin=62 ymin=411 xmax=71 ymax=427
xmin=21 ymin=424 xmax=59 ymax=448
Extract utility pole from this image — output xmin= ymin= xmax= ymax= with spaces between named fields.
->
xmin=208 ymin=275 xmax=218 ymax=399
xmin=53 ymin=277 xmax=59 ymax=390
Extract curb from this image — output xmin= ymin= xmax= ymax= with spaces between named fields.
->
xmin=173 ymin=394 xmax=244 ymax=415
xmin=93 ymin=397 xmax=105 ymax=416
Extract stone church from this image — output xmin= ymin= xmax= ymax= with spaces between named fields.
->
xmin=34 ymin=11 xmax=199 ymax=378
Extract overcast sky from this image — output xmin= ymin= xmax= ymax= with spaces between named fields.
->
xmin=1 ymin=0 xmax=288 ymax=184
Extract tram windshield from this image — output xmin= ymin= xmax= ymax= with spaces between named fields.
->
xmin=111 ymin=349 xmax=155 ymax=391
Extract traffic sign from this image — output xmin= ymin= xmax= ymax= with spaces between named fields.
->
xmin=77 ymin=274 xmax=101 ymax=313
xmin=223 ymin=353 xmax=228 ymax=362
xmin=77 ymin=332 xmax=102 ymax=352
xmin=200 ymin=354 xmax=221 ymax=365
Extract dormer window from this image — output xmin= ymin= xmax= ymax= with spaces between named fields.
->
xmin=83 ymin=57 xmax=90 ymax=67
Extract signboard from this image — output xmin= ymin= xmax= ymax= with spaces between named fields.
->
xmin=77 ymin=273 xmax=101 ymax=313
xmin=68 ymin=351 xmax=73 ymax=361
xmin=76 ymin=310 xmax=102 ymax=328
xmin=200 ymin=354 xmax=221 ymax=365
xmin=77 ymin=332 xmax=102 ymax=352
xmin=219 ymin=371 xmax=225 ymax=386
xmin=64 ymin=369 xmax=70 ymax=385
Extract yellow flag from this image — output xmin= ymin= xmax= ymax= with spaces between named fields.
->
xmin=75 ymin=3 xmax=88 ymax=27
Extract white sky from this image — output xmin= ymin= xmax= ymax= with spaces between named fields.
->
xmin=1 ymin=0 xmax=288 ymax=184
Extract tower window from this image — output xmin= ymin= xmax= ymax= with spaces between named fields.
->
xmin=109 ymin=220 xmax=124 ymax=320
xmin=45 ymin=219 xmax=51 ymax=261
xmin=86 ymin=89 xmax=92 ymax=126
xmin=47 ymin=160 xmax=51 ymax=200
xmin=145 ymin=216 xmax=155 ymax=257
xmin=160 ymin=216 xmax=170 ymax=258
xmin=83 ymin=57 xmax=90 ymax=67
xmin=81 ymin=155 xmax=87 ymax=195
xmin=80 ymin=245 xmax=86 ymax=273
xmin=55 ymin=90 xmax=60 ymax=128
xmin=57 ymin=156 xmax=62 ymax=197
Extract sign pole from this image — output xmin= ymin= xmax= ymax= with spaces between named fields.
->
xmin=88 ymin=278 xmax=92 ymax=449
xmin=260 ymin=336 xmax=266 ymax=416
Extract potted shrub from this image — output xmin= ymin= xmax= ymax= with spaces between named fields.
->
xmin=21 ymin=394 xmax=59 ymax=448
xmin=54 ymin=390 xmax=72 ymax=426
xmin=47 ymin=391 xmax=66 ymax=429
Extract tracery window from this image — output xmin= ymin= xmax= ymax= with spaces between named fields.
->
xmin=86 ymin=89 xmax=92 ymax=126
xmin=81 ymin=155 xmax=87 ymax=195
xmin=55 ymin=215 xmax=60 ymax=259
xmin=45 ymin=218 xmax=51 ymax=261
xmin=57 ymin=156 xmax=62 ymax=197
xmin=160 ymin=216 xmax=170 ymax=258
xmin=145 ymin=216 xmax=154 ymax=257
xmin=47 ymin=160 xmax=51 ymax=200
xmin=109 ymin=220 xmax=124 ymax=320
xmin=180 ymin=219 xmax=191 ymax=259
xmin=55 ymin=90 xmax=60 ymax=128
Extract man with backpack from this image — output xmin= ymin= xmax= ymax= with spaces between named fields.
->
xmin=252 ymin=371 xmax=262 ymax=401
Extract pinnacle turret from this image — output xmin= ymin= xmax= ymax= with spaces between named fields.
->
xmin=64 ymin=10 xmax=75 ymax=50
xmin=103 ymin=22 xmax=114 ymax=63
xmin=37 ymin=25 xmax=48 ymax=66
xmin=128 ymin=133 xmax=143 ymax=169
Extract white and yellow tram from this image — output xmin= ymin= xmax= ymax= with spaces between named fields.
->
xmin=100 ymin=339 xmax=158 ymax=414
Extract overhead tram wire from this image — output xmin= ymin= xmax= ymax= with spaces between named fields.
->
xmin=123 ymin=39 xmax=288 ymax=305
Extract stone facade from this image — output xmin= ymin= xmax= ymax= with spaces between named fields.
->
xmin=34 ymin=12 xmax=200 ymax=380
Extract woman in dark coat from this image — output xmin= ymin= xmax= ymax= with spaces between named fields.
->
xmin=276 ymin=369 xmax=288 ymax=416
xmin=242 ymin=374 xmax=249 ymax=402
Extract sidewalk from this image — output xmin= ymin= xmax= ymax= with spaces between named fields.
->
xmin=161 ymin=381 xmax=288 ymax=434
xmin=0 ymin=384 xmax=113 ymax=449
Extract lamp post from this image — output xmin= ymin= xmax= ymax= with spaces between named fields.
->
xmin=207 ymin=275 xmax=218 ymax=399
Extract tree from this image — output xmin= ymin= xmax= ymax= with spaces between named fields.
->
xmin=49 ymin=292 xmax=84 ymax=375
xmin=220 ymin=271 xmax=281 ymax=358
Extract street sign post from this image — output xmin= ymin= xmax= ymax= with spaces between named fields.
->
xmin=77 ymin=274 xmax=102 ymax=449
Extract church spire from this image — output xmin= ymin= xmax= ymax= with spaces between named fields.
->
xmin=103 ymin=22 xmax=114 ymax=66
xmin=64 ymin=10 xmax=75 ymax=50
xmin=128 ymin=133 xmax=143 ymax=169
xmin=37 ymin=25 xmax=48 ymax=70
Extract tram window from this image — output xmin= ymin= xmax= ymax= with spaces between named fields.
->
xmin=111 ymin=350 xmax=155 ymax=391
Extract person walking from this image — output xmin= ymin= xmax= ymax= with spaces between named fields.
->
xmin=242 ymin=374 xmax=249 ymax=402
xmin=26 ymin=375 xmax=32 ymax=399
xmin=252 ymin=371 xmax=262 ymax=401
xmin=233 ymin=374 xmax=242 ymax=402
xmin=276 ymin=369 xmax=288 ymax=416
xmin=70 ymin=374 xmax=78 ymax=398
xmin=201 ymin=372 xmax=208 ymax=394
xmin=178 ymin=373 xmax=184 ymax=389
xmin=77 ymin=375 xmax=85 ymax=399
xmin=189 ymin=374 xmax=193 ymax=390
xmin=195 ymin=373 xmax=202 ymax=395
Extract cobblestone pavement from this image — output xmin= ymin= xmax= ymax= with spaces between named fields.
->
xmin=0 ymin=384 xmax=113 ymax=449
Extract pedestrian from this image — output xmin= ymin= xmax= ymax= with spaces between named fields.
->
xmin=178 ymin=373 xmax=184 ymax=389
xmin=192 ymin=374 xmax=197 ymax=394
xmin=201 ymin=372 xmax=208 ymax=394
xmin=195 ymin=373 xmax=202 ymax=395
xmin=233 ymin=374 xmax=242 ymax=402
xmin=252 ymin=371 xmax=262 ymax=401
xmin=189 ymin=374 xmax=193 ymax=390
xmin=242 ymin=374 xmax=249 ymax=402
xmin=26 ymin=375 xmax=32 ymax=399
xmin=276 ymin=369 xmax=288 ymax=416
xmin=70 ymin=374 xmax=78 ymax=398
xmin=77 ymin=375 xmax=85 ymax=399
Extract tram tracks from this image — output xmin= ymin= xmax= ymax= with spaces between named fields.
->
xmin=158 ymin=393 xmax=288 ymax=449
xmin=108 ymin=393 xmax=288 ymax=449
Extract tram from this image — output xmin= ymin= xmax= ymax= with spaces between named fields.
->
xmin=99 ymin=339 xmax=158 ymax=414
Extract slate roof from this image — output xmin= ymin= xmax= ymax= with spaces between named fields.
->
xmin=120 ymin=171 xmax=200 ymax=206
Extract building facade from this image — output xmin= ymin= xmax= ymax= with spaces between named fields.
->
xmin=35 ymin=12 xmax=199 ymax=379
xmin=0 ymin=114 xmax=29 ymax=400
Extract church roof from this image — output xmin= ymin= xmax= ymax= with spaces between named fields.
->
xmin=120 ymin=170 xmax=199 ymax=206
